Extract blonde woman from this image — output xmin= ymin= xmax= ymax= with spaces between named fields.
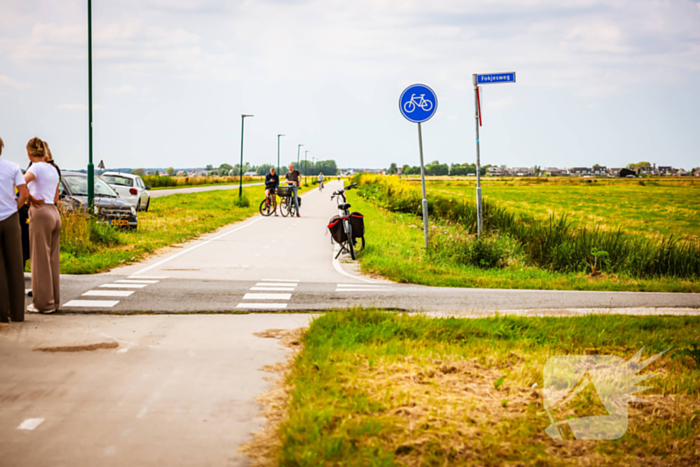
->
xmin=0 ymin=137 xmax=29 ymax=323
xmin=23 ymin=137 xmax=61 ymax=313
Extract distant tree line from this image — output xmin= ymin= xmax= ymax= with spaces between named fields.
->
xmin=396 ymin=161 xmax=492 ymax=176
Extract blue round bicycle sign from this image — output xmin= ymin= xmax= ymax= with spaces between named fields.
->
xmin=399 ymin=84 xmax=438 ymax=123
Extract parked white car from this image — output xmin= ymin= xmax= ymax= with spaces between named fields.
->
xmin=100 ymin=172 xmax=151 ymax=211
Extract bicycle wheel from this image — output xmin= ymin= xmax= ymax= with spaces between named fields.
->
xmin=344 ymin=221 xmax=355 ymax=260
xmin=403 ymin=100 xmax=416 ymax=113
xmin=421 ymin=99 xmax=433 ymax=112
xmin=280 ymin=197 xmax=289 ymax=217
xmin=259 ymin=197 xmax=276 ymax=217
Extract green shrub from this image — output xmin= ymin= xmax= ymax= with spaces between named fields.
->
xmin=233 ymin=193 xmax=250 ymax=208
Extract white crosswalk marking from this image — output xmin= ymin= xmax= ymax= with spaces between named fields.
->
xmin=82 ymin=290 xmax=135 ymax=297
xmin=64 ymin=276 xmax=167 ymax=310
xmin=243 ymin=293 xmax=292 ymax=300
xmin=238 ymin=280 xmax=299 ymax=310
xmin=115 ymin=279 xmax=160 ymax=284
xmin=63 ymin=300 xmax=120 ymax=308
xmin=99 ymin=283 xmax=149 ymax=289
xmin=128 ymin=275 xmax=169 ymax=279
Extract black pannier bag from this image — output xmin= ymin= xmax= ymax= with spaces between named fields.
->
xmin=327 ymin=215 xmax=347 ymax=244
xmin=349 ymin=212 xmax=364 ymax=239
xmin=297 ymin=196 xmax=302 ymax=207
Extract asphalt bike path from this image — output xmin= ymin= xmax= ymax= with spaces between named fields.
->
xmin=24 ymin=180 xmax=700 ymax=315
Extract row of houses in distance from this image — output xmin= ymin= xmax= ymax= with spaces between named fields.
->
xmin=487 ymin=165 xmax=699 ymax=177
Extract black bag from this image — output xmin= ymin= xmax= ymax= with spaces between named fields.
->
xmin=350 ymin=212 xmax=364 ymax=239
xmin=297 ymin=196 xmax=302 ymax=207
xmin=19 ymin=204 xmax=30 ymax=263
xmin=327 ymin=215 xmax=347 ymax=244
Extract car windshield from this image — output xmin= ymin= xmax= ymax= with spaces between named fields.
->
xmin=64 ymin=176 xmax=118 ymax=198
xmin=102 ymin=175 xmax=133 ymax=187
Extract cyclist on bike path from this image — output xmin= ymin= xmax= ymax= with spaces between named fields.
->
xmin=264 ymin=167 xmax=280 ymax=216
xmin=285 ymin=163 xmax=301 ymax=217
xmin=318 ymin=172 xmax=324 ymax=189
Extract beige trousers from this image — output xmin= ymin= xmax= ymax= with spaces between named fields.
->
xmin=29 ymin=204 xmax=61 ymax=311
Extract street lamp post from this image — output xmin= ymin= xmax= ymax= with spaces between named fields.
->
xmin=277 ymin=134 xmax=285 ymax=175
xmin=297 ymin=144 xmax=303 ymax=170
xmin=239 ymin=114 xmax=254 ymax=198
xmin=87 ymin=0 xmax=94 ymax=208
xmin=304 ymin=150 xmax=310 ymax=185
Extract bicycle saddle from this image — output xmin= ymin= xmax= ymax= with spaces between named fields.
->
xmin=339 ymin=203 xmax=351 ymax=210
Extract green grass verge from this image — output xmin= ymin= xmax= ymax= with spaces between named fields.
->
xmin=56 ymin=184 xmax=312 ymax=274
xmin=346 ymin=190 xmax=700 ymax=292
xmin=277 ymin=309 xmax=700 ymax=466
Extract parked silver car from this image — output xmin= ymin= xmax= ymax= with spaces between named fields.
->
xmin=100 ymin=171 xmax=151 ymax=211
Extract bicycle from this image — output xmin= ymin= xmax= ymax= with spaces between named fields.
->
xmin=330 ymin=182 xmax=365 ymax=260
xmin=277 ymin=184 xmax=297 ymax=218
xmin=259 ymin=190 xmax=277 ymax=217
xmin=403 ymin=94 xmax=433 ymax=113
xmin=319 ymin=180 xmax=324 ymax=192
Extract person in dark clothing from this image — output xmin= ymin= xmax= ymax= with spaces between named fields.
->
xmin=0 ymin=136 xmax=29 ymax=324
xmin=285 ymin=163 xmax=301 ymax=217
xmin=264 ymin=167 xmax=280 ymax=216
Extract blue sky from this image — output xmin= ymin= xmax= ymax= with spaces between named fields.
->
xmin=1 ymin=0 xmax=699 ymax=170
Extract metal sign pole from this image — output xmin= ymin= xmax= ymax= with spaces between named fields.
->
xmin=417 ymin=122 xmax=429 ymax=249
xmin=473 ymin=74 xmax=483 ymax=237
xmin=87 ymin=0 xmax=94 ymax=209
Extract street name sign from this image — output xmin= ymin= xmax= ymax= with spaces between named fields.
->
xmin=399 ymin=84 xmax=438 ymax=123
xmin=476 ymin=72 xmax=516 ymax=85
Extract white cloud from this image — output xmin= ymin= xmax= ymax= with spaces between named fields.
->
xmin=0 ymin=75 xmax=30 ymax=89
xmin=106 ymin=85 xmax=135 ymax=95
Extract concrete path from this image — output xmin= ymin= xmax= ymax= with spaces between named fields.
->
xmin=0 ymin=313 xmax=312 ymax=466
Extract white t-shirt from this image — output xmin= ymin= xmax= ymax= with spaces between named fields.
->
xmin=26 ymin=162 xmax=59 ymax=205
xmin=0 ymin=158 xmax=26 ymax=222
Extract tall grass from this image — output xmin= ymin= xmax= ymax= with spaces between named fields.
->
xmin=354 ymin=174 xmax=700 ymax=279
xmin=59 ymin=205 xmax=121 ymax=258
xmin=142 ymin=174 xmax=258 ymax=188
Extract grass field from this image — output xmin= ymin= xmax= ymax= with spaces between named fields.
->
xmin=417 ymin=177 xmax=700 ymax=241
xmin=347 ymin=175 xmax=699 ymax=292
xmin=149 ymin=179 xmax=263 ymax=190
xmin=262 ymin=310 xmax=700 ymax=466
xmin=55 ymin=183 xmax=311 ymax=274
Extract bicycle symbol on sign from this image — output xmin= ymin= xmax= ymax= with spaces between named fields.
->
xmin=403 ymin=94 xmax=433 ymax=113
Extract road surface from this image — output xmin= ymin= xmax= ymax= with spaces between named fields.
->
xmin=24 ymin=180 xmax=699 ymax=315
xmin=0 ymin=313 xmax=312 ymax=466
